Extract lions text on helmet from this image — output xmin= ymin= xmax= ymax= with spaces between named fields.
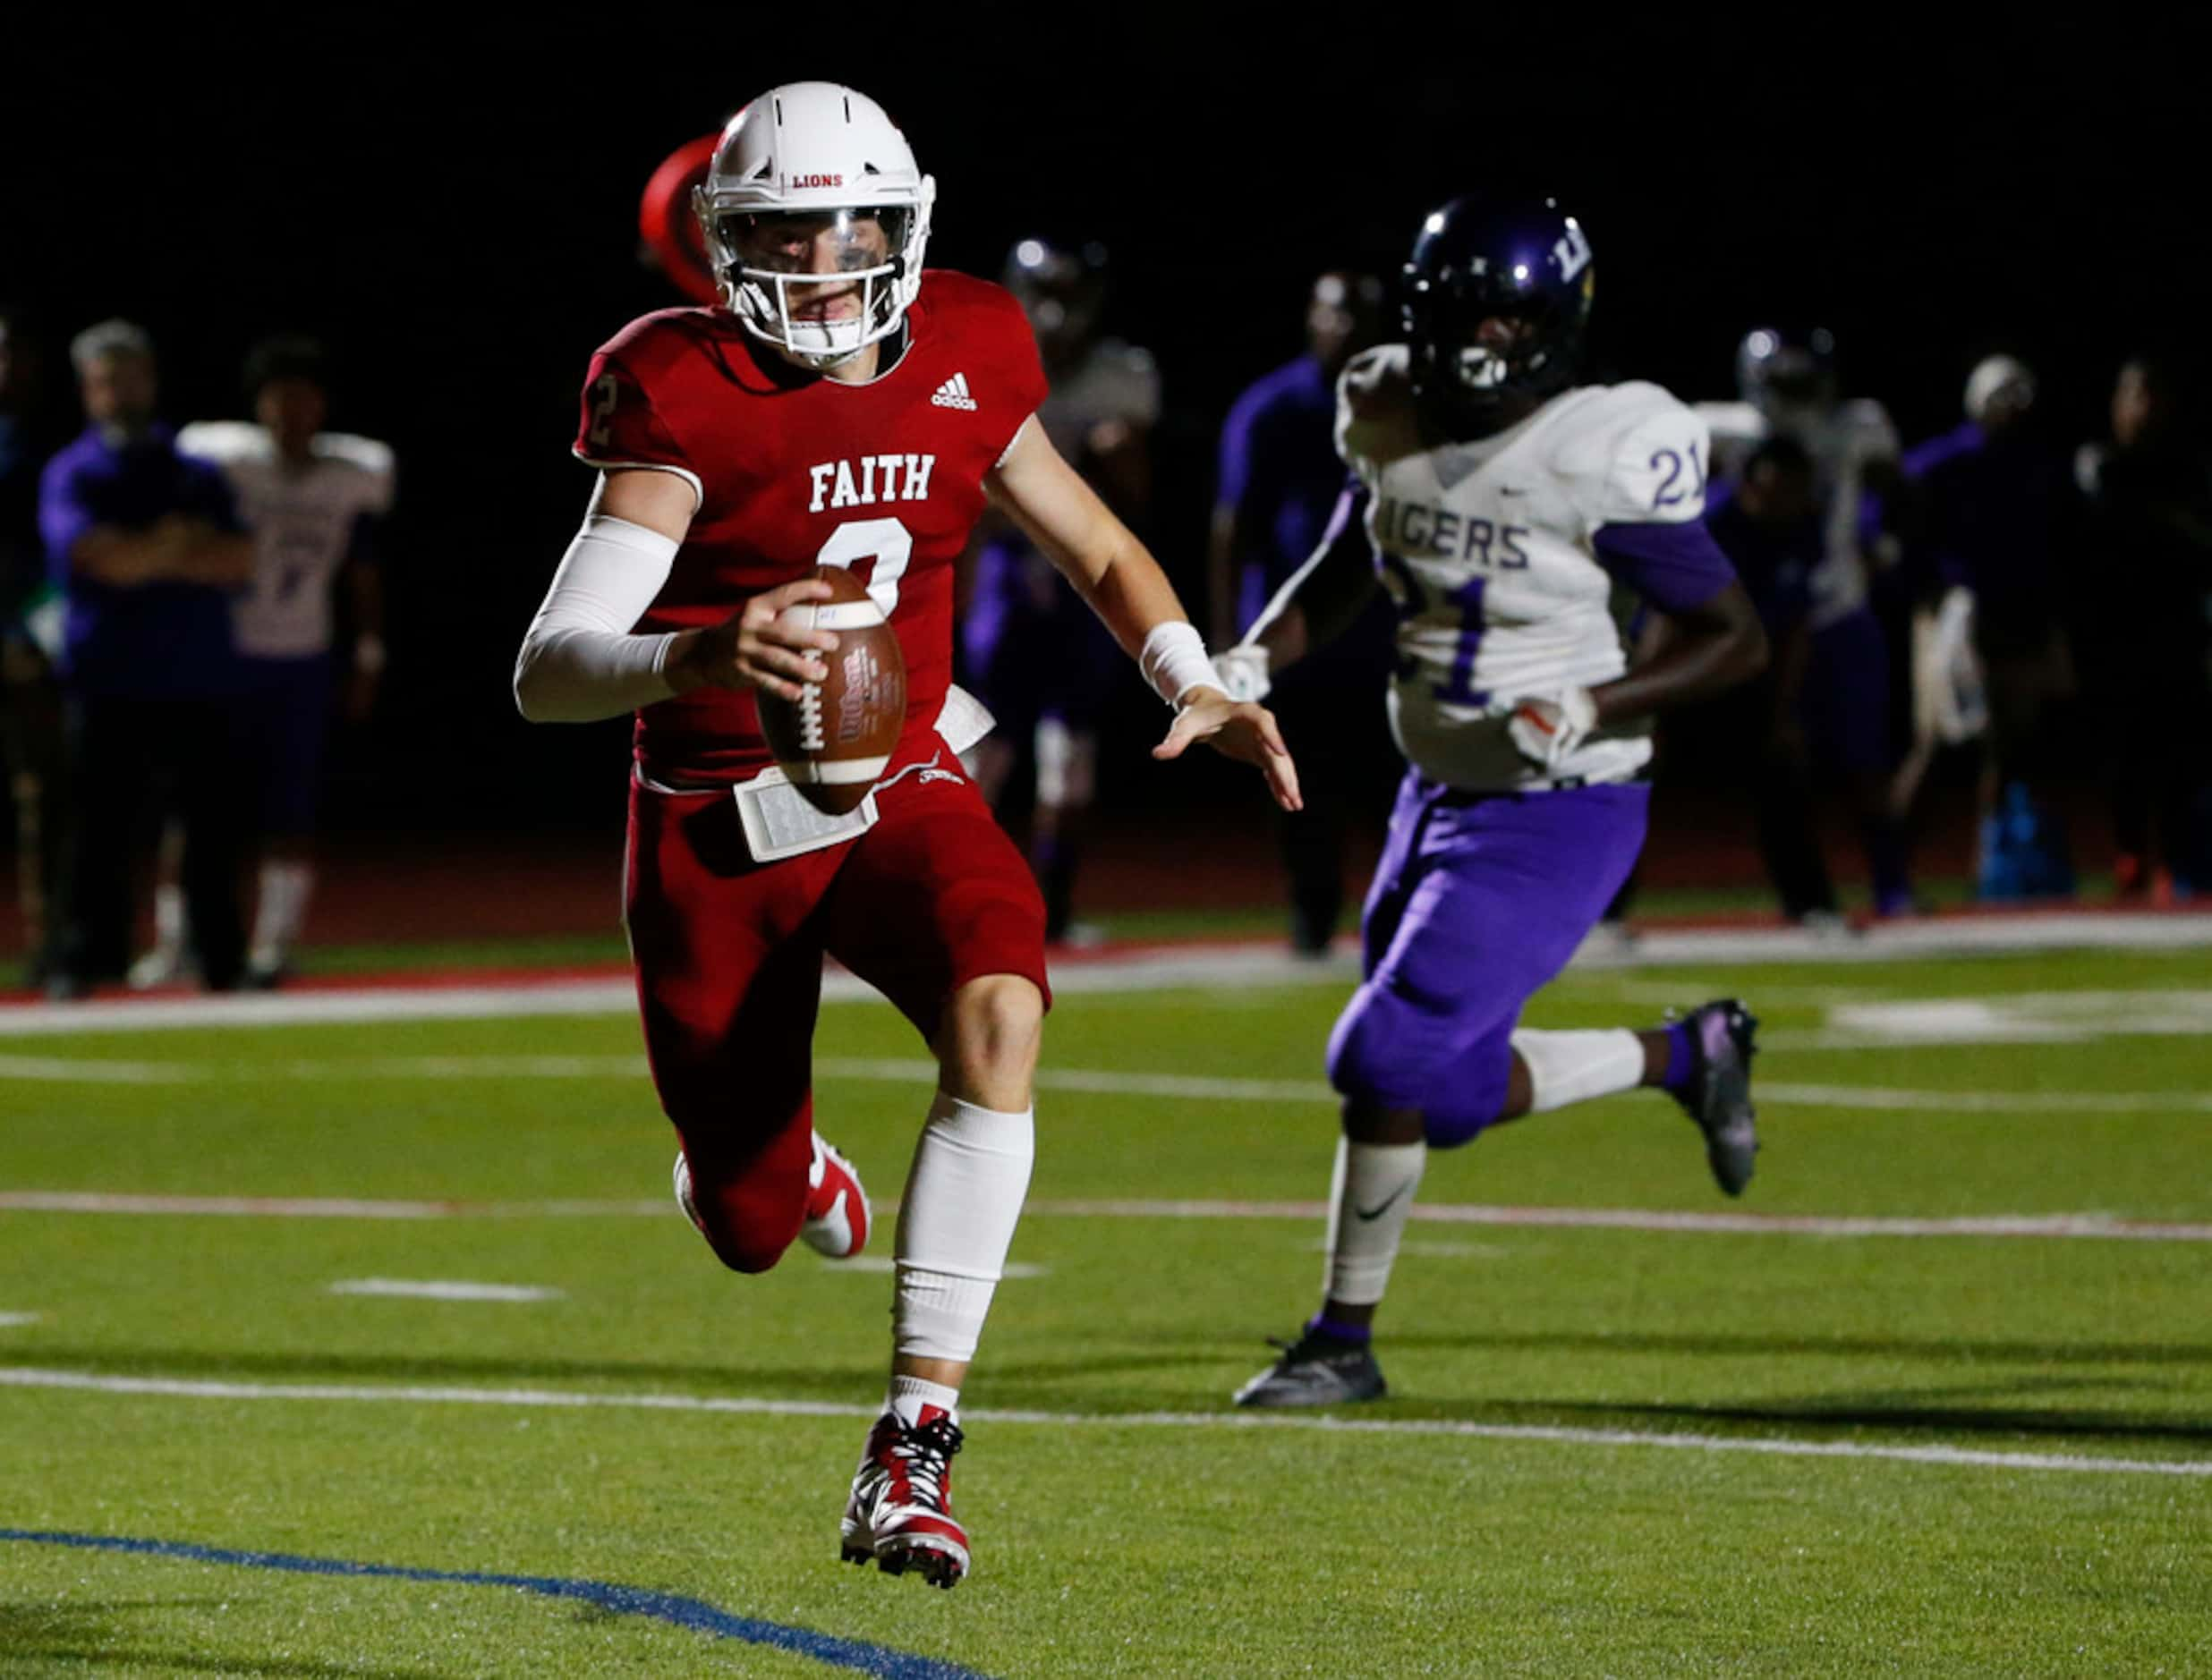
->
xmin=694 ymin=82 xmax=935 ymax=371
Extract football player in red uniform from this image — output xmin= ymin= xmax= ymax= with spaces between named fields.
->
xmin=515 ymin=82 xmax=1297 ymax=1589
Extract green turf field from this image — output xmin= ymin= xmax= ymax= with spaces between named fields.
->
xmin=3 ymin=946 xmax=2208 ymax=1676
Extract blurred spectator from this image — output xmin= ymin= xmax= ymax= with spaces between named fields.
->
xmin=1207 ymin=271 xmax=1397 ymax=954
xmin=964 ymin=237 xmax=1158 ymax=944
xmin=1700 ymin=328 xmax=1915 ymax=918
xmin=1900 ymin=355 xmax=2078 ymax=899
xmin=38 ymin=321 xmax=254 ymax=997
xmin=2074 ymin=355 xmax=2212 ymax=899
xmin=124 ymin=337 xmax=395 ymax=988
xmin=1702 ymin=435 xmax=1850 ymax=923
xmin=1 ymin=305 xmax=71 ymax=986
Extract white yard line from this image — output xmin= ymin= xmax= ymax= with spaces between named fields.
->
xmin=10 ymin=1045 xmax=2210 ymax=1118
xmin=0 ymin=1192 xmax=669 ymax=1219
xmin=820 ymin=1058 xmax=1335 ymax=1103
xmin=0 ymin=1192 xmax=479 ymax=1219
xmin=1029 ymin=1201 xmax=2212 ymax=1241
xmin=4 ymin=1189 xmax=2207 ymax=1242
xmin=0 ymin=1053 xmax=200 ymax=1082
xmin=1577 ymin=912 xmax=2212 ymax=964
xmin=0 ymin=980 xmax=642 ymax=1038
xmin=1760 ymin=1082 xmax=2212 ymax=1114
xmin=0 ymin=1313 xmax=41 ymax=1328
xmin=0 ymin=1366 xmax=2200 ymax=1481
xmin=327 ymin=1279 xmax=565 ymax=1302
xmin=817 ymin=1258 xmax=1050 ymax=1278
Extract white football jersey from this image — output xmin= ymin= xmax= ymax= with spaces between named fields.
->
xmin=177 ymin=421 xmax=395 ymax=659
xmin=1035 ymin=338 xmax=1160 ymax=461
xmin=1337 ymin=345 xmax=1712 ymax=792
xmin=1697 ymin=395 xmax=1897 ymax=629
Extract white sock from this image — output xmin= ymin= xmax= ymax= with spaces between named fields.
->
xmin=151 ymin=883 xmax=185 ymax=953
xmin=893 ymin=1091 xmax=1035 ymax=1363
xmin=1322 ymin=1137 xmax=1426 ymax=1307
xmin=888 ymin=1374 xmax=961 ymax=1426
xmin=1510 ymin=1028 xmax=1646 ymax=1112
xmin=250 ymin=861 xmax=314 ymax=968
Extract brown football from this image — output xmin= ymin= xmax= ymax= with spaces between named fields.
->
xmin=756 ymin=566 xmax=907 ymax=815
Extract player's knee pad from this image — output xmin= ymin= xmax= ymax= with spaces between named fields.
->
xmin=1417 ymin=1038 xmax=1514 ymax=1150
xmin=1328 ymin=985 xmax=1511 ymax=1150
xmin=1326 ymin=980 xmax=1453 ymax=1112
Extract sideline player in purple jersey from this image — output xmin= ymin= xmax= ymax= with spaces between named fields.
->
xmin=1217 ymin=197 xmax=1770 ymax=1407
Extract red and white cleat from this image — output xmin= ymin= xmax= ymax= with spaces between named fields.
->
xmin=839 ymin=1408 xmax=970 ymax=1589
xmin=672 ymin=1133 xmax=870 ymax=1260
xmin=800 ymin=1133 xmax=870 ymax=1260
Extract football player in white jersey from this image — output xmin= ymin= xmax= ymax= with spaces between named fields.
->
xmin=1697 ymin=327 xmax=1916 ymax=919
xmin=143 ymin=339 xmax=392 ymax=987
xmin=1220 ymin=196 xmax=1771 ymax=1407
xmin=962 ymin=237 xmax=1161 ymax=942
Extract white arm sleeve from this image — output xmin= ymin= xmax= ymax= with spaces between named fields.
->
xmin=513 ymin=514 xmax=685 ymax=723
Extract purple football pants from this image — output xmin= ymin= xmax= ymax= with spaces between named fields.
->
xmin=1326 ymin=775 xmax=1650 ymax=1147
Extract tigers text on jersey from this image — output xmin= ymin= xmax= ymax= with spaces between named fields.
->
xmin=175 ymin=422 xmax=394 ymax=660
xmin=1337 ymin=344 xmax=1711 ymax=792
xmin=574 ymin=271 xmax=1048 ymax=786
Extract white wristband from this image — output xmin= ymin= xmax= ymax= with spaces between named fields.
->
xmin=1213 ymin=642 xmax=1270 ymax=705
xmin=1138 ymin=621 xmax=1218 ymax=708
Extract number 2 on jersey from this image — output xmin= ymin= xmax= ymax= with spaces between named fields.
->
xmin=1649 ymin=439 xmax=1707 ymax=510
xmin=814 ymin=516 xmax=911 ymax=616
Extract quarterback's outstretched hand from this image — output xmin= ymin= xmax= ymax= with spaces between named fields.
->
xmin=1153 ymin=690 xmax=1303 ymax=811
xmin=668 ymin=577 xmax=839 ymax=703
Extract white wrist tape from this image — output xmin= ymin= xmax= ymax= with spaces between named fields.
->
xmin=1138 ymin=620 xmax=1218 ymax=708
xmin=514 ymin=514 xmax=682 ymax=723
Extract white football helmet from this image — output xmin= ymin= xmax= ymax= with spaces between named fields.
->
xmin=693 ymin=82 xmax=935 ymax=369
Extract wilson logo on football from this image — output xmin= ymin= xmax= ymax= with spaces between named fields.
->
xmin=931 ymin=373 xmax=978 ymax=411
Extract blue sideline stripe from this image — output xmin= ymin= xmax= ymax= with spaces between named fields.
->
xmin=0 ymin=1529 xmax=990 ymax=1679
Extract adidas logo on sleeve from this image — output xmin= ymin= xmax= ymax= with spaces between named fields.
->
xmin=931 ymin=373 xmax=978 ymax=411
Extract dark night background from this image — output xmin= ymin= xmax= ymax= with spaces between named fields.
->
xmin=4 ymin=12 xmax=2206 ymax=845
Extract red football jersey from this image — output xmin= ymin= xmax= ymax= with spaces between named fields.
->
xmin=573 ymin=270 xmax=1049 ymax=785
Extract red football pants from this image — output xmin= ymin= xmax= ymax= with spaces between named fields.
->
xmin=625 ymin=748 xmax=1049 ymax=1273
